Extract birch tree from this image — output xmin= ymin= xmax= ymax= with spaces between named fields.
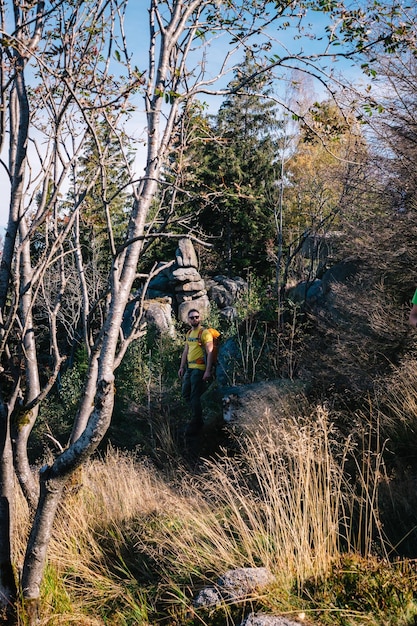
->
xmin=0 ymin=0 xmax=140 ymax=621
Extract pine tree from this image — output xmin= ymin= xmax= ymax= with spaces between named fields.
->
xmin=172 ymin=55 xmax=281 ymax=278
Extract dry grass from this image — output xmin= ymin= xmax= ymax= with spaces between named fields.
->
xmin=14 ymin=450 xmax=172 ymax=624
xmin=376 ymin=357 xmax=417 ymax=434
xmin=13 ymin=404 xmax=408 ymax=625
xmin=183 ymin=407 xmax=353 ymax=586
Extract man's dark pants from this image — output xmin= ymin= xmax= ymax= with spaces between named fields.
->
xmin=182 ymin=367 xmax=205 ymax=435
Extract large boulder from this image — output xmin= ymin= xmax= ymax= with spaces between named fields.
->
xmin=221 ymin=379 xmax=308 ymax=427
xmin=122 ymin=297 xmax=175 ymax=338
xmin=216 ymin=336 xmax=241 ymax=387
xmin=143 ymin=299 xmax=175 ymax=338
xmin=287 ymin=257 xmax=362 ymax=309
xmin=321 ymin=256 xmax=361 ymax=292
xmin=288 ymin=279 xmax=323 ymax=306
xmin=171 ymin=266 xmax=201 ymax=282
xmin=176 ymin=290 xmax=207 ymax=304
xmin=206 ymin=275 xmax=247 ymax=310
xmin=145 ymin=262 xmax=176 ymax=300
xmin=175 ymin=279 xmax=206 ymax=293
xmin=207 ymin=282 xmax=235 ymax=308
xmin=178 ymin=296 xmax=211 ymax=323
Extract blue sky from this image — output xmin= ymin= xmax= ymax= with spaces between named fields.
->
xmin=0 ymin=1 xmax=368 ymax=234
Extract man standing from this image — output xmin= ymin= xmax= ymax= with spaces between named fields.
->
xmin=178 ymin=308 xmax=214 ymax=436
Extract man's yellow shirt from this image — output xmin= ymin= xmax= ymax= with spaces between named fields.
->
xmin=186 ymin=328 xmax=212 ymax=370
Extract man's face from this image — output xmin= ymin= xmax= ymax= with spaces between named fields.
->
xmin=188 ymin=313 xmax=200 ymax=328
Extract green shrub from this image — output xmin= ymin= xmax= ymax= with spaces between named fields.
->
xmin=301 ymin=553 xmax=417 ymax=626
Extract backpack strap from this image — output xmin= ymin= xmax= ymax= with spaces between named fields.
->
xmin=197 ymin=328 xmax=203 ymax=346
xmin=187 ymin=328 xmax=205 ymax=343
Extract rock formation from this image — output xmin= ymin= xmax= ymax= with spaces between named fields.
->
xmin=145 ymin=238 xmax=247 ymax=325
xmin=147 ymin=238 xmax=210 ymax=323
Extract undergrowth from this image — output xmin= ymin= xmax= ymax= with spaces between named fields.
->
xmin=14 ymin=399 xmax=417 ymax=625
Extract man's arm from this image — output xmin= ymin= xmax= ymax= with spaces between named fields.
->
xmin=178 ymin=344 xmax=189 ymax=378
xmin=409 ymin=304 xmax=417 ymax=329
xmin=203 ymin=338 xmax=214 ymax=381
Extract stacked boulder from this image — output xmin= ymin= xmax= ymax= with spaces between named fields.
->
xmin=146 ymin=238 xmax=210 ymax=323
xmin=173 ymin=239 xmax=211 ymax=322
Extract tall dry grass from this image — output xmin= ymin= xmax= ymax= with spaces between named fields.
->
xmin=13 ymin=406 xmax=387 ymax=624
xmin=14 ymin=450 xmax=173 ymax=624
xmin=376 ymin=357 xmax=417 ymax=435
xmin=150 ymin=407 xmax=355 ymax=589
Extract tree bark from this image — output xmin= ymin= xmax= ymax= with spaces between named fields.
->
xmin=21 ymin=376 xmax=115 ymax=621
xmin=0 ymin=402 xmax=17 ymax=621
xmin=13 ymin=228 xmax=41 ymax=509
xmin=21 ymin=474 xmax=65 ymax=625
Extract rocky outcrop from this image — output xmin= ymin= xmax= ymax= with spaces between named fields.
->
xmin=124 ymin=237 xmax=248 ymax=336
xmin=176 ymin=237 xmax=199 ymax=267
xmin=145 ymin=238 xmax=247 ymax=325
xmin=143 ymin=298 xmax=175 ymax=338
xmin=206 ymin=274 xmax=247 ymax=320
xmin=287 ymin=256 xmax=362 ymax=308
xmin=145 ymin=239 xmax=210 ymax=323
xmin=221 ymin=379 xmax=308 ymax=426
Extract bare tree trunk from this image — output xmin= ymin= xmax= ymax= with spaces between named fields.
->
xmin=0 ymin=3 xmax=45 ymax=612
xmin=13 ymin=231 xmax=41 ymax=509
xmin=21 ymin=476 xmax=65 ymax=626
xmin=0 ymin=402 xmax=17 ymax=620
xmin=21 ymin=376 xmax=115 ymax=623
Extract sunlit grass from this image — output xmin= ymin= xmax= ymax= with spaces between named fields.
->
xmin=13 ymin=403 xmax=417 ymax=625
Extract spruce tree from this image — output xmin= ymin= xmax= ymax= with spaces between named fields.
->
xmin=175 ymin=55 xmax=281 ymax=278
